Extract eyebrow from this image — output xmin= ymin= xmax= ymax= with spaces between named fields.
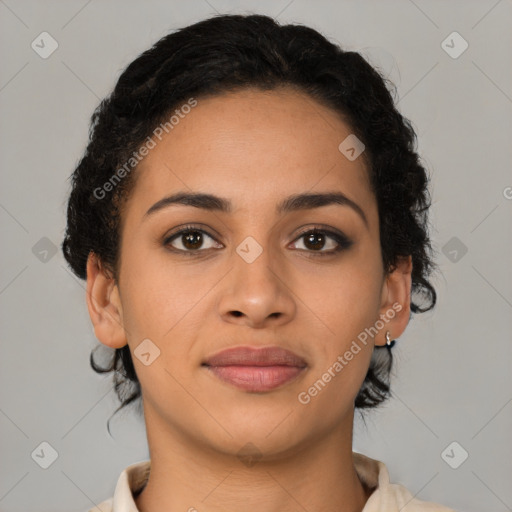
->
xmin=144 ymin=191 xmax=368 ymax=228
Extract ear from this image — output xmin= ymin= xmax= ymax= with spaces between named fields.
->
xmin=375 ymin=255 xmax=412 ymax=347
xmin=86 ymin=252 xmax=127 ymax=349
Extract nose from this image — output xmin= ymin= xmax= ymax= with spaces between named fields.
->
xmin=217 ymin=239 xmax=296 ymax=329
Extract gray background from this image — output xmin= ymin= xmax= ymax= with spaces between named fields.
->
xmin=1 ymin=1 xmax=511 ymax=511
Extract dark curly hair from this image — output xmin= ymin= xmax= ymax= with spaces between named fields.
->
xmin=61 ymin=13 xmax=437 ymax=432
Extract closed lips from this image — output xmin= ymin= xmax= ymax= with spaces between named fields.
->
xmin=203 ymin=346 xmax=307 ymax=367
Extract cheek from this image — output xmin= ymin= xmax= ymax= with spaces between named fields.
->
xmin=302 ymin=252 xmax=383 ymax=322
xmin=296 ymin=264 xmax=381 ymax=411
xmin=123 ymin=266 xmax=205 ymax=342
xmin=329 ymin=271 xmax=382 ymax=325
xmin=120 ymin=266 xmax=206 ymax=394
xmin=298 ymin=256 xmax=383 ymax=368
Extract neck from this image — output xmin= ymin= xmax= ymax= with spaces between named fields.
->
xmin=135 ymin=405 xmax=371 ymax=512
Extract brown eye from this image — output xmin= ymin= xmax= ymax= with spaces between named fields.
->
xmin=163 ymin=225 xmax=352 ymax=257
xmin=164 ymin=226 xmax=222 ymax=253
xmin=290 ymin=228 xmax=353 ymax=256
xmin=303 ymin=231 xmax=327 ymax=251
xmin=181 ymin=230 xmax=204 ymax=250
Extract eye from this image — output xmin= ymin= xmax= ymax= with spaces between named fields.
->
xmin=289 ymin=228 xmax=353 ymax=257
xmin=163 ymin=225 xmax=353 ymax=257
xmin=164 ymin=225 xmax=222 ymax=254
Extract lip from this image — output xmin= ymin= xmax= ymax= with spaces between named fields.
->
xmin=203 ymin=346 xmax=307 ymax=367
xmin=202 ymin=346 xmax=307 ymax=392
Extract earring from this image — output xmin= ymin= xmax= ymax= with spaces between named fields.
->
xmin=385 ymin=331 xmax=395 ymax=348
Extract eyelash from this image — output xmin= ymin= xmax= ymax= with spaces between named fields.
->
xmin=163 ymin=224 xmax=353 ymax=258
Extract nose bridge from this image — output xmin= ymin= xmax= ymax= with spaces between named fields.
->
xmin=217 ymin=228 xmax=295 ymax=325
xmin=230 ymin=207 xmax=279 ymax=270
xmin=233 ymin=232 xmax=282 ymax=291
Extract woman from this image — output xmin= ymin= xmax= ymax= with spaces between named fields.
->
xmin=62 ymin=13 xmax=455 ymax=512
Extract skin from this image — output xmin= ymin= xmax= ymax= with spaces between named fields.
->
xmin=86 ymin=87 xmax=412 ymax=512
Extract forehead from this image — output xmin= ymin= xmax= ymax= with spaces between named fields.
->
xmin=123 ymin=87 xmax=374 ymax=223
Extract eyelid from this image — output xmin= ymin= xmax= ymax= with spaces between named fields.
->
xmin=163 ymin=223 xmax=221 ymax=242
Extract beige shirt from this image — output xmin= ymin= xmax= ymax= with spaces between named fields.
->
xmin=89 ymin=452 xmax=456 ymax=512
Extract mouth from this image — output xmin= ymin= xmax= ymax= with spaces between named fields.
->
xmin=202 ymin=346 xmax=307 ymax=392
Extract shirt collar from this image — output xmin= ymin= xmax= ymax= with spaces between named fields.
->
xmin=111 ymin=459 xmax=150 ymax=512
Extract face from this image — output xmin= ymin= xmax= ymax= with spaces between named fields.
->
xmin=87 ymin=87 xmax=411 ymax=458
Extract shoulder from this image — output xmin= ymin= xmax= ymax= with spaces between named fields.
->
xmin=87 ymin=496 xmax=113 ymax=512
xmin=382 ymin=483 xmax=457 ymax=511
xmin=353 ymin=452 xmax=456 ymax=512
xmin=86 ymin=460 xmax=150 ymax=512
